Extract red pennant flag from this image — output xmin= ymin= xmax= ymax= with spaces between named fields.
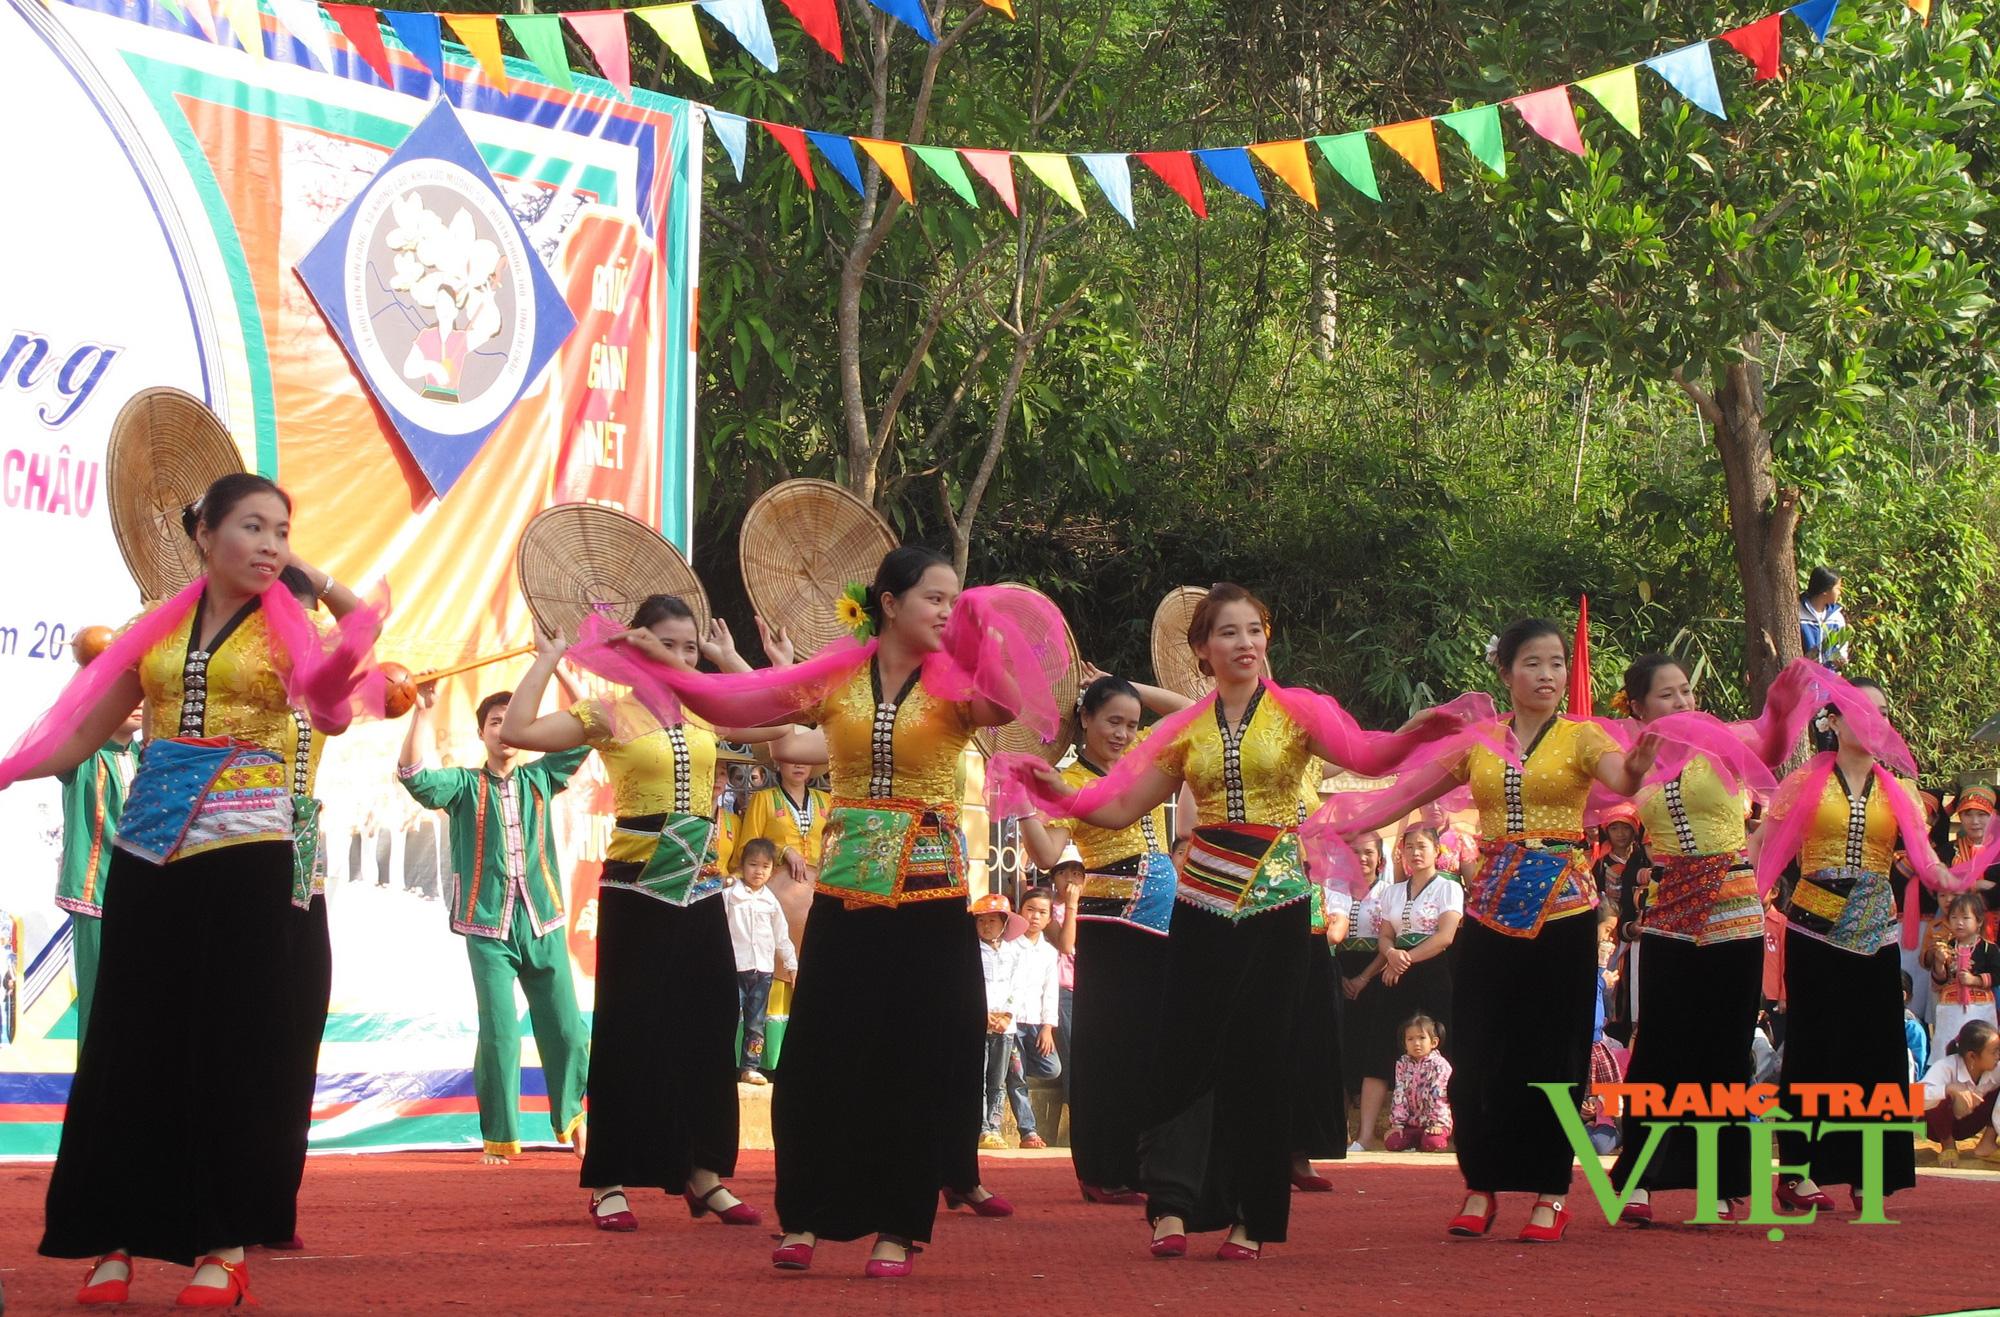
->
xmin=324 ymin=4 xmax=394 ymax=84
xmin=762 ymin=121 xmax=816 ymax=189
xmin=1720 ymin=13 xmax=1783 ymax=80
xmin=565 ymin=11 xmax=632 ymax=98
xmin=1511 ymin=85 xmax=1585 ymax=156
xmin=1135 ymin=151 xmax=1207 ymax=218
xmin=1570 ymin=594 xmax=1593 ymax=718
xmin=777 ymin=0 xmax=843 ymax=61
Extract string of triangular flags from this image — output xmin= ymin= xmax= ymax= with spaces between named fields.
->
xmin=698 ymin=0 xmax=1932 ymax=224
xmin=138 ymin=0 xmax=1014 ymax=92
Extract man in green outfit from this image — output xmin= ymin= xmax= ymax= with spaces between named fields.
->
xmin=54 ymin=635 xmax=141 ymax=1049
xmin=398 ymin=680 xmax=592 ymax=1164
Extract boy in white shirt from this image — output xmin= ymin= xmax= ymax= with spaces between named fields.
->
xmin=1007 ymin=888 xmax=1063 ymax=1149
xmin=975 ymin=893 xmax=1026 ymax=1150
xmin=724 ymin=839 xmax=796 ymax=1085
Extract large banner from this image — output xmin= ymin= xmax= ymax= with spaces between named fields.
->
xmin=0 ymin=0 xmax=700 ymax=1155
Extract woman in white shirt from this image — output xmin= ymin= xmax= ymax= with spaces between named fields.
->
xmin=1355 ymin=828 xmax=1463 ymax=1121
xmin=1922 ymin=1019 xmax=2000 ymax=1166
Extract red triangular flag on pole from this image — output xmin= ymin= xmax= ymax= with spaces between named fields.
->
xmin=1720 ymin=13 xmax=1784 ymax=80
xmin=762 ymin=121 xmax=816 ymax=189
xmin=1570 ymin=594 xmax=1593 ymax=718
xmin=1135 ymin=151 xmax=1207 ymax=218
xmin=776 ymin=0 xmax=843 ymax=61
xmin=324 ymin=3 xmax=394 ymax=84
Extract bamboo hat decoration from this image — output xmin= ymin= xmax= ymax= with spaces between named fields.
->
xmin=1151 ymin=586 xmax=1214 ymax=701
xmin=517 ymin=503 xmax=710 ymax=644
xmin=739 ymin=478 xmax=896 ymax=660
xmin=973 ymin=582 xmax=1084 ymax=766
xmin=106 ymin=387 xmax=245 ymax=600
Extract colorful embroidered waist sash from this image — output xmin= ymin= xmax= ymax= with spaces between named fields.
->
xmin=1178 ymin=823 xmax=1312 ymax=921
xmin=291 ymin=795 xmax=323 ymax=910
xmin=1465 ymin=835 xmax=1593 ymax=938
xmin=1079 ymin=850 xmax=1178 ymax=936
xmin=608 ymin=811 xmax=723 ymax=906
xmin=1784 ymin=865 xmax=1897 ymax=955
xmin=1643 ymin=853 xmax=1760 ymax=946
xmin=116 ymin=737 xmax=291 ymax=865
xmin=816 ymin=798 xmax=968 ymax=908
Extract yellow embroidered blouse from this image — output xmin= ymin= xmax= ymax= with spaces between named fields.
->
xmin=1799 ymin=767 xmax=1913 ymax=875
xmin=575 ymin=694 xmax=718 ymax=863
xmin=1050 ymin=756 xmax=1172 ymax=869
xmin=739 ymin=784 xmax=831 ymax=866
xmin=1455 ymin=717 xmax=1618 ymax=839
xmin=1155 ymin=689 xmax=1319 ymax=828
xmin=816 ymin=665 xmax=974 ymax=805
xmin=1637 ymin=754 xmax=1747 ymax=858
xmin=140 ymin=605 xmax=295 ymax=755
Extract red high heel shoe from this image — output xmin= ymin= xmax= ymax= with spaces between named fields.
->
xmin=942 ymin=1188 xmax=1014 ymax=1217
xmin=1080 ymin=1181 xmax=1145 ymax=1205
xmin=1775 ymin=1180 xmax=1835 ymax=1213
xmin=684 ymin=1182 xmax=762 ymax=1226
xmin=1447 ymin=1194 xmax=1498 ymax=1237
xmin=771 ymin=1238 xmax=816 ymax=1271
xmin=174 ymin=1255 xmax=253 ymax=1308
xmin=1216 ymin=1239 xmax=1263 ymax=1261
xmin=76 ymin=1251 xmax=131 ymax=1306
xmin=589 ymin=1191 xmax=639 ymax=1232
xmin=1518 ymin=1203 xmax=1572 ymax=1244
xmin=1148 ymin=1227 xmax=1187 ymax=1259
xmin=863 ymin=1237 xmax=920 ymax=1278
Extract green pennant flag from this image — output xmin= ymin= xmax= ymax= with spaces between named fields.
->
xmin=1312 ymin=133 xmax=1380 ymax=202
xmin=503 ymin=13 xmax=574 ymax=90
xmin=1438 ymin=105 xmax=1506 ymax=177
xmin=910 ymin=145 xmax=979 ymax=207
xmin=1576 ymin=66 xmax=1642 ymax=139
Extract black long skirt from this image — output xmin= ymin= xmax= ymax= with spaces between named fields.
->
xmin=277 ymin=896 xmax=333 ymax=1218
xmin=1290 ymin=944 xmax=1348 ymax=1158
xmin=774 ymin=894 xmax=982 ymax=1242
xmin=1068 ymin=920 xmax=1170 ymax=1192
xmin=1449 ymin=913 xmax=1597 ymax=1195
xmin=1139 ymin=899 xmax=1310 ymax=1241
xmin=1335 ymin=947 xmax=1382 ymax=1098
xmin=1776 ymin=931 xmax=1916 ymax=1195
xmin=1360 ymin=952 xmax=1454 ymax=1081
xmin=42 ymin=843 xmax=305 ymax=1264
xmin=579 ymin=881 xmax=739 ymax=1190
xmin=1613 ymin=934 xmax=1761 ymax=1196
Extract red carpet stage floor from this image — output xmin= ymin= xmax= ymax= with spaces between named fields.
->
xmin=1 ymin=1150 xmax=1992 ymax=1314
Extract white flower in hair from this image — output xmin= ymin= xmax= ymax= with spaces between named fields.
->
xmin=1483 ymin=634 xmax=1501 ymax=667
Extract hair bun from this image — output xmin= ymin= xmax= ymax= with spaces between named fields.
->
xmin=179 ymin=501 xmax=201 ymax=540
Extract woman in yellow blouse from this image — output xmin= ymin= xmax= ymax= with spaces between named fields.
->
xmin=737 ymin=751 xmax=830 ymax=967
xmin=759 ymin=547 xmax=1016 ymax=1278
xmin=21 ymin=474 xmax=365 ymax=1306
xmin=503 ymin=596 xmax=788 ymax=1235
xmin=1027 ymin=584 xmax=1384 ymax=1261
xmin=1337 ymin=619 xmax=1656 ymax=1244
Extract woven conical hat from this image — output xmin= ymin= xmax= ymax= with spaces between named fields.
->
xmin=106 ymin=388 xmax=245 ymax=599
xmin=739 ymin=479 xmax=896 ymax=659
xmin=1151 ymin=586 xmax=1213 ymax=700
xmin=517 ymin=503 xmax=710 ymax=644
xmin=973 ymin=583 xmax=1083 ymax=767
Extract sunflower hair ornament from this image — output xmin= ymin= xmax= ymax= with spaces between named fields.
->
xmin=1608 ymin=689 xmax=1632 ymax=716
xmin=835 ymin=582 xmax=874 ymax=640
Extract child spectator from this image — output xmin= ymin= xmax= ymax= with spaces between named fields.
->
xmin=723 ymin=839 xmax=796 ymax=1085
xmin=1007 ymin=887 xmax=1064 ymax=1148
xmin=1921 ymin=1019 xmax=2000 ymax=1166
xmin=1904 ymin=970 xmax=1930 ymax=1083
xmin=1384 ymin=1015 xmax=1451 ymax=1152
xmin=1927 ymin=893 xmax=2000 ymax=1052
xmin=975 ymin=893 xmax=1027 ymax=1151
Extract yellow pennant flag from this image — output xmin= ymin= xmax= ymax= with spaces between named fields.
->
xmin=214 ymin=0 xmax=264 ymax=57
xmin=1247 ymin=140 xmax=1318 ymax=208
xmin=1907 ymin=0 xmax=1930 ymax=21
xmin=1018 ymin=152 xmax=1085 ymax=214
xmin=444 ymin=14 xmax=509 ymax=91
xmin=633 ymin=5 xmax=714 ymax=83
xmin=1372 ymin=118 xmax=1442 ymax=191
xmin=855 ymin=138 xmax=916 ymax=204
xmin=982 ymin=0 xmax=1016 ymax=15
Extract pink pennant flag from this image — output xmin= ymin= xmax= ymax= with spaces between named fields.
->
xmin=1511 ymin=85 xmax=1585 ymax=156
xmin=1135 ymin=151 xmax=1207 ymax=218
xmin=565 ymin=11 xmax=633 ymax=98
xmin=960 ymin=148 xmax=1018 ymax=215
xmin=763 ymin=121 xmax=816 ymax=189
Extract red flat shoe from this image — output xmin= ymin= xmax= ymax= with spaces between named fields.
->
xmin=1774 ymin=1180 xmax=1835 ymax=1213
xmin=684 ymin=1182 xmax=762 ymax=1226
xmin=1216 ymin=1240 xmax=1262 ymax=1261
xmin=174 ymin=1255 xmax=254 ymax=1308
xmin=863 ymin=1237 xmax=920 ymax=1278
xmin=1080 ymin=1181 xmax=1145 ymax=1205
xmin=1518 ymin=1205 xmax=1572 ymax=1244
xmin=589 ymin=1191 xmax=639 ymax=1232
xmin=1619 ymin=1199 xmax=1653 ymax=1226
xmin=77 ymin=1252 xmax=131 ymax=1306
xmin=1447 ymin=1195 xmax=1498 ymax=1237
xmin=942 ymin=1188 xmax=1014 ymax=1217
xmin=1149 ymin=1232 xmax=1187 ymax=1259
xmin=1290 ymin=1170 xmax=1334 ymax=1193
xmin=771 ymin=1240 xmax=815 ymax=1271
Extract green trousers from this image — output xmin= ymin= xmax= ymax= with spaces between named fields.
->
xmin=465 ymin=917 xmax=589 ymax=1156
xmin=72 ymin=915 xmax=103 ymax=1052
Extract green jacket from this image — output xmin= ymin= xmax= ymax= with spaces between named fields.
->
xmin=398 ymin=748 xmax=589 ymax=939
xmin=56 ymin=740 xmax=137 ymax=917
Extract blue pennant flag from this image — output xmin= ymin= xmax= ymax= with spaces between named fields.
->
xmin=1789 ymin=0 xmax=1840 ymax=41
xmin=1645 ymin=43 xmax=1727 ymax=120
xmin=697 ymin=0 xmax=780 ymax=71
xmin=805 ymin=131 xmax=867 ymax=194
xmin=707 ymin=109 xmax=749 ymax=182
xmin=382 ymin=10 xmax=445 ymax=87
xmin=1193 ymin=147 xmax=1266 ymax=209
xmin=859 ymin=0 xmax=936 ymax=43
xmin=1078 ymin=153 xmax=1135 ymax=227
